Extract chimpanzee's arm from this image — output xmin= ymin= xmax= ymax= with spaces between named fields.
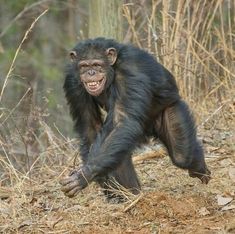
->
xmin=60 ymin=106 xmax=147 ymax=197
xmin=75 ymin=111 xmax=104 ymax=163
xmin=77 ymin=134 xmax=90 ymax=164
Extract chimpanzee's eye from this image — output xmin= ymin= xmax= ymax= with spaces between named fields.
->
xmin=93 ymin=63 xmax=102 ymax=68
xmin=81 ymin=64 xmax=89 ymax=68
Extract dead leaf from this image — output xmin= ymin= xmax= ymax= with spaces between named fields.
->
xmin=198 ymin=207 xmax=210 ymax=216
xmin=219 ymin=158 xmax=233 ymax=167
xmin=229 ymin=167 xmax=235 ymax=183
xmin=217 ymin=195 xmax=233 ymax=206
xmin=18 ymin=220 xmax=33 ymax=230
xmin=203 ymin=137 xmax=213 ymax=144
xmin=221 ymin=205 xmax=235 ymax=211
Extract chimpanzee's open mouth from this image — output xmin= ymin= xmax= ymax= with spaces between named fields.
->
xmin=84 ymin=78 xmax=105 ymax=96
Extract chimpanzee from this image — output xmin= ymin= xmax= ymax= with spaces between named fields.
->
xmin=60 ymin=37 xmax=211 ymax=199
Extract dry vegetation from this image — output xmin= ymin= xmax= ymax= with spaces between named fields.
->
xmin=0 ymin=1 xmax=234 ymax=233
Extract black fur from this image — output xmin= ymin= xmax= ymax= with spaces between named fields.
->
xmin=63 ymin=38 xmax=210 ymax=197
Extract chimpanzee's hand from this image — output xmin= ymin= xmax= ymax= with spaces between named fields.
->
xmin=60 ymin=166 xmax=93 ymax=198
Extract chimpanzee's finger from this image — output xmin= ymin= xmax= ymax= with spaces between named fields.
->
xmin=59 ymin=177 xmax=72 ymax=186
xmin=65 ymin=186 xmax=81 ymax=198
xmin=59 ymin=173 xmax=78 ymax=186
xmin=200 ymin=175 xmax=211 ymax=184
xmin=61 ymin=180 xmax=79 ymax=193
xmin=69 ymin=169 xmax=81 ymax=176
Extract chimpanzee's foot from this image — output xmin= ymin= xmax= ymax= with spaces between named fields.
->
xmin=97 ymin=176 xmax=140 ymax=203
xmin=188 ymin=167 xmax=211 ymax=184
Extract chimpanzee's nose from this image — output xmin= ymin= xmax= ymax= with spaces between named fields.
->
xmin=88 ymin=70 xmax=96 ymax=76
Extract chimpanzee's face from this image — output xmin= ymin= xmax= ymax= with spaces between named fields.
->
xmin=70 ymin=48 xmax=117 ymax=96
xmin=78 ymin=59 xmax=107 ymax=96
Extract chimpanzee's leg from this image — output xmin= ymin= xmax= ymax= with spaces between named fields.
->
xmin=96 ymin=156 xmax=140 ymax=200
xmin=154 ymin=100 xmax=211 ymax=183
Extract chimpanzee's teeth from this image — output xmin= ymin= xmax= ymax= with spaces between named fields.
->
xmin=87 ymin=80 xmax=102 ymax=87
xmin=89 ymin=82 xmax=98 ymax=86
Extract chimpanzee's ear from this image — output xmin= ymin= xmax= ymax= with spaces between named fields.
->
xmin=69 ymin=50 xmax=78 ymax=61
xmin=106 ymin=48 xmax=117 ymax=65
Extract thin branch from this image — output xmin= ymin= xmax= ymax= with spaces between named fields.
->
xmin=0 ymin=0 xmax=52 ymax=38
xmin=200 ymin=99 xmax=231 ymax=127
xmin=0 ymin=9 xmax=49 ymax=102
xmin=0 ymin=88 xmax=31 ymax=126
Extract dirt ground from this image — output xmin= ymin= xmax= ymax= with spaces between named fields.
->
xmin=0 ymin=126 xmax=234 ymax=234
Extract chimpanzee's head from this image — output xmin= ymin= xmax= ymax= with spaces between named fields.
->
xmin=69 ymin=42 xmax=117 ymax=96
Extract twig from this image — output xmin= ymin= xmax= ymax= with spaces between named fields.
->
xmin=124 ymin=193 xmax=143 ymax=212
xmin=0 ymin=87 xmax=31 ymax=127
xmin=200 ymin=99 xmax=231 ymax=126
xmin=133 ymin=147 xmax=166 ymax=163
xmin=0 ymin=0 xmax=52 ymax=38
xmin=0 ymin=9 xmax=49 ymax=102
xmin=0 ymin=144 xmax=20 ymax=181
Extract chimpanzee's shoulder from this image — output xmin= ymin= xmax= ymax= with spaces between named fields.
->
xmin=117 ymin=43 xmax=157 ymax=65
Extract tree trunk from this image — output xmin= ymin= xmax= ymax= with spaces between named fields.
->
xmin=88 ymin=0 xmax=123 ymax=41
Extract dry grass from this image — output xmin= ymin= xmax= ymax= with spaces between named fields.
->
xmin=0 ymin=9 xmax=48 ymax=102
xmin=0 ymin=1 xmax=235 ymax=233
xmin=123 ymin=0 xmax=234 ymax=125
